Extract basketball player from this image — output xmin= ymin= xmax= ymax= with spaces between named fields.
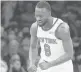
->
xmin=29 ymin=1 xmax=74 ymax=72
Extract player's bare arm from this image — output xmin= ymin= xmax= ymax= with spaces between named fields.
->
xmin=28 ymin=22 xmax=38 ymax=72
xmin=29 ymin=22 xmax=38 ymax=65
xmin=50 ymin=22 xmax=74 ymax=67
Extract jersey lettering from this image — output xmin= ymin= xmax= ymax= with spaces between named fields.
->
xmin=39 ymin=37 xmax=57 ymax=44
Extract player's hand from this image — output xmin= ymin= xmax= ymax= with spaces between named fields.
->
xmin=28 ymin=65 xmax=37 ymax=72
xmin=39 ymin=61 xmax=52 ymax=70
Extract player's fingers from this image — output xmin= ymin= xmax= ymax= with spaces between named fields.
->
xmin=39 ymin=64 xmax=44 ymax=70
xmin=28 ymin=67 xmax=37 ymax=72
xmin=39 ymin=63 xmax=43 ymax=67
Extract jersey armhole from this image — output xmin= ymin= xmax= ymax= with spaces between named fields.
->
xmin=55 ymin=23 xmax=64 ymax=40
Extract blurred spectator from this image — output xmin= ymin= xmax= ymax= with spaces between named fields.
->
xmin=74 ymin=20 xmax=81 ymax=72
xmin=1 ymin=38 xmax=8 ymax=58
xmin=9 ymin=21 xmax=18 ymax=31
xmin=1 ymin=38 xmax=6 ymax=50
xmin=8 ymin=31 xmax=17 ymax=41
xmin=71 ymin=19 xmax=81 ymax=72
xmin=72 ymin=20 xmax=81 ymax=51
xmin=62 ymin=10 xmax=77 ymax=22
xmin=18 ymin=31 xmax=23 ymax=42
xmin=20 ymin=2 xmax=35 ymax=28
xmin=1 ymin=26 xmax=8 ymax=39
xmin=21 ymin=37 xmax=30 ymax=51
xmin=17 ymin=1 xmax=24 ymax=13
xmin=17 ymin=27 xmax=30 ymax=42
xmin=75 ymin=20 xmax=81 ymax=37
xmin=22 ymin=27 xmax=30 ymax=39
xmin=51 ymin=1 xmax=65 ymax=17
xmin=6 ymin=21 xmax=19 ymax=34
xmin=0 ymin=37 xmax=8 ymax=72
xmin=9 ymin=21 xmax=18 ymax=26
xmin=7 ymin=21 xmax=19 ymax=41
xmin=3 ymin=40 xmax=26 ymax=70
xmin=8 ymin=30 xmax=15 ymax=35
xmin=77 ymin=54 xmax=81 ymax=72
xmin=20 ymin=37 xmax=30 ymax=69
xmin=72 ymin=37 xmax=80 ymax=48
xmin=66 ymin=3 xmax=81 ymax=17
xmin=9 ymin=54 xmax=26 ymax=72
xmin=61 ymin=10 xmax=78 ymax=38
xmin=2 ymin=1 xmax=17 ymax=28
xmin=22 ymin=27 xmax=30 ymax=34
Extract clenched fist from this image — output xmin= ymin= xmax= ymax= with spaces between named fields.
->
xmin=39 ymin=61 xmax=52 ymax=70
xmin=28 ymin=65 xmax=37 ymax=72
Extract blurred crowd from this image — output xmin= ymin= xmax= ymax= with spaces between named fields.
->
xmin=1 ymin=1 xmax=81 ymax=72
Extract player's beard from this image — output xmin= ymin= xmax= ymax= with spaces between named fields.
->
xmin=39 ymin=22 xmax=46 ymax=27
xmin=38 ymin=19 xmax=48 ymax=27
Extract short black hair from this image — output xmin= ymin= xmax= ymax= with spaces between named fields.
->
xmin=36 ymin=1 xmax=51 ymax=11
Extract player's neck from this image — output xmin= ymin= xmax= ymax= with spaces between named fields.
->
xmin=42 ymin=17 xmax=53 ymax=30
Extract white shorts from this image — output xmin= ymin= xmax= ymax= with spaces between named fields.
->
xmin=36 ymin=59 xmax=73 ymax=72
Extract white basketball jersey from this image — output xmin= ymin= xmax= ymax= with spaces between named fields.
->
xmin=37 ymin=18 xmax=65 ymax=62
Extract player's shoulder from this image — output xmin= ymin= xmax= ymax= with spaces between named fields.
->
xmin=30 ymin=22 xmax=38 ymax=30
xmin=55 ymin=19 xmax=70 ymax=40
xmin=53 ymin=17 xmax=64 ymax=24
xmin=57 ymin=19 xmax=69 ymax=33
xmin=58 ymin=18 xmax=64 ymax=23
xmin=30 ymin=22 xmax=38 ymax=35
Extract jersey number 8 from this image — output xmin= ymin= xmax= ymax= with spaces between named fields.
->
xmin=44 ymin=44 xmax=51 ymax=57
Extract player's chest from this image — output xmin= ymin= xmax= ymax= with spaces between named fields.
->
xmin=37 ymin=28 xmax=56 ymax=38
xmin=37 ymin=31 xmax=57 ymax=44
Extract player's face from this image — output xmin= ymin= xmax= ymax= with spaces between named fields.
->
xmin=35 ymin=7 xmax=50 ymax=27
